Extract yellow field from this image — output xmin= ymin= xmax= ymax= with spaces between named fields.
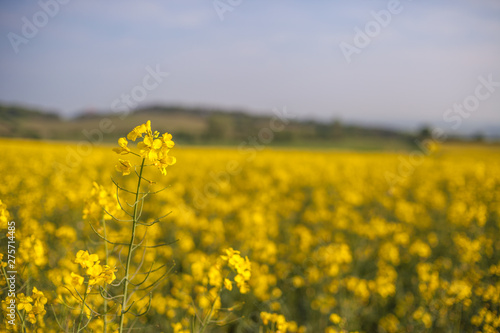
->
xmin=0 ymin=135 xmax=499 ymax=332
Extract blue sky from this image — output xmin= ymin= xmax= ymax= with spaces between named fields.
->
xmin=1 ymin=0 xmax=499 ymax=134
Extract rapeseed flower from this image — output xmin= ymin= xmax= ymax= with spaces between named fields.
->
xmin=113 ymin=120 xmax=176 ymax=175
xmin=16 ymin=288 xmax=47 ymax=324
xmin=17 ymin=294 xmax=33 ymax=312
xmin=115 ymin=159 xmax=132 ymax=176
xmin=75 ymin=250 xmax=99 ymax=268
xmin=71 ymin=272 xmax=84 ymax=287
xmin=221 ymin=248 xmax=251 ymax=294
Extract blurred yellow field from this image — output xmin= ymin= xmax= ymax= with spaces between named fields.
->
xmin=0 ymin=133 xmax=499 ymax=332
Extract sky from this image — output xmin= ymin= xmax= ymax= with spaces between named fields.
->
xmin=0 ymin=0 xmax=499 ymax=134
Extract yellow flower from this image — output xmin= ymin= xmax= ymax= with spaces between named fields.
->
xmin=221 ymin=248 xmax=240 ymax=260
xmin=0 ymin=199 xmax=11 ymax=229
xmin=118 ymin=120 xmax=176 ymax=175
xmin=18 ymin=235 xmax=47 ymax=267
xmin=71 ymin=272 xmax=85 ymax=287
xmin=11 ymin=289 xmax=44 ymax=324
xmin=127 ymin=122 xmax=149 ymax=141
xmin=86 ymin=263 xmax=116 ymax=286
xmin=32 ymin=287 xmax=47 ymax=307
xmin=115 ymin=159 xmax=132 ymax=176
xmin=162 ymin=132 xmax=175 ymax=148
xmin=0 ymin=253 xmax=6 ymax=268
xmin=83 ymin=182 xmax=120 ymax=221
xmin=138 ymin=134 xmax=163 ymax=160
xmin=87 ymin=264 xmax=104 ymax=285
xmin=261 ymin=312 xmax=271 ymax=325
xmin=112 ymin=137 xmax=131 ymax=154
xmin=221 ymin=248 xmax=251 ymax=294
xmin=234 ymin=274 xmax=250 ymax=294
xmin=157 ymin=155 xmax=176 ymax=175
xmin=102 ymin=265 xmax=117 ymax=284
xmin=260 ymin=312 xmax=295 ymax=332
xmin=171 ymin=322 xmax=189 ymax=333
xmin=224 ymin=278 xmax=233 ymax=291
xmin=17 ymin=293 xmax=33 ymax=312
xmin=30 ymin=287 xmax=47 ymax=321
xmin=27 ymin=312 xmax=36 ymax=324
xmin=329 ymin=313 xmax=342 ymax=325
xmin=75 ymin=250 xmax=99 ymax=268
xmin=208 ymin=266 xmax=222 ymax=288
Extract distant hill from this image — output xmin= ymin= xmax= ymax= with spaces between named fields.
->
xmin=0 ymin=103 xmax=493 ymax=150
xmin=0 ymin=105 xmax=61 ymax=138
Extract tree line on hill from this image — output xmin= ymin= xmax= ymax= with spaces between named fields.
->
xmin=0 ymin=104 xmax=488 ymax=149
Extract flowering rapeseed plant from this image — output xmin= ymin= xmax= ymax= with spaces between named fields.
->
xmin=69 ymin=250 xmax=117 ymax=331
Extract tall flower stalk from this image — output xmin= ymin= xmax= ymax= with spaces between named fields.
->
xmin=112 ymin=120 xmax=176 ymax=332
xmin=118 ymin=158 xmax=145 ymax=331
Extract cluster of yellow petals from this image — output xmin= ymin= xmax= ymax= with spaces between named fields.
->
xmin=0 ymin=254 xmax=6 ymax=268
xmin=83 ymin=182 xmax=120 ymax=221
xmin=221 ymin=248 xmax=251 ymax=294
xmin=260 ymin=312 xmax=299 ymax=333
xmin=17 ymin=287 xmax=47 ymax=324
xmin=0 ymin=199 xmax=10 ymax=229
xmin=71 ymin=250 xmax=117 ymax=288
xmin=75 ymin=250 xmax=99 ymax=268
xmin=171 ymin=322 xmax=190 ymax=333
xmin=116 ymin=159 xmax=132 ymax=176
xmin=113 ymin=120 xmax=176 ymax=175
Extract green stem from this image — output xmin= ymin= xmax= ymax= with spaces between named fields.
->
xmin=199 ymin=292 xmax=220 ymax=333
xmin=118 ymin=158 xmax=145 ymax=333
xmin=21 ymin=311 xmax=27 ymax=333
xmin=76 ymin=282 xmax=89 ymax=332
xmin=0 ymin=265 xmax=27 ymax=333
xmin=102 ymin=218 xmax=109 ymax=333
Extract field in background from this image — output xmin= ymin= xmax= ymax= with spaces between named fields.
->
xmin=0 ymin=104 xmax=460 ymax=151
xmin=0 ymin=138 xmax=499 ymax=332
